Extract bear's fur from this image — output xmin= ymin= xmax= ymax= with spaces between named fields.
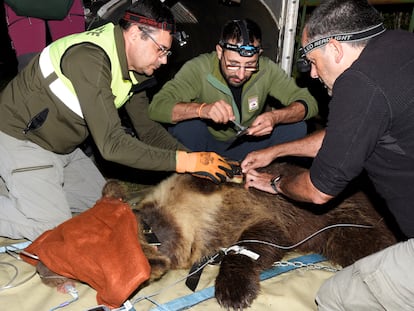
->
xmin=132 ymin=162 xmax=398 ymax=309
xmin=37 ymin=162 xmax=398 ymax=310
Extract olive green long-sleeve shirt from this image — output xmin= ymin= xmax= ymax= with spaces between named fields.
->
xmin=0 ymin=24 xmax=184 ymax=171
xmin=149 ymin=52 xmax=318 ymax=141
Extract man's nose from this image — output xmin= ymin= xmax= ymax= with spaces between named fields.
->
xmin=159 ymin=54 xmax=168 ymax=65
xmin=235 ymin=67 xmax=247 ymax=79
xmin=310 ymin=65 xmax=318 ymax=79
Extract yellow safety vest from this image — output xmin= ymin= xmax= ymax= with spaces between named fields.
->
xmin=38 ymin=23 xmax=137 ymax=118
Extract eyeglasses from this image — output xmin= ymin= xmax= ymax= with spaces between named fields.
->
xmin=222 ymin=54 xmax=258 ymax=72
xmin=138 ymin=26 xmax=172 ymax=58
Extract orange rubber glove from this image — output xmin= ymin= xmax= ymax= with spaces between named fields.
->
xmin=176 ymin=151 xmax=234 ymax=184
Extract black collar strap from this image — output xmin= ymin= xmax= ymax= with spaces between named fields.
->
xmin=141 ymin=219 xmax=161 ymax=246
xmin=302 ymin=23 xmax=386 ymax=55
xmin=123 ymin=11 xmax=175 ymax=33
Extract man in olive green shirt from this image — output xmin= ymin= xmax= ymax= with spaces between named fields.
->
xmin=149 ymin=19 xmax=318 ymax=161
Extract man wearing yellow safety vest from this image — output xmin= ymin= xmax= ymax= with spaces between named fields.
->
xmin=0 ymin=0 xmax=233 ymax=241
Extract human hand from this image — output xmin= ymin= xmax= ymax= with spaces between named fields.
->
xmin=247 ymin=112 xmax=276 ymax=136
xmin=241 ymin=148 xmax=275 ymax=173
xmin=244 ymin=169 xmax=276 ymax=193
xmin=176 ymin=151 xmax=234 ymax=184
xmin=199 ymin=100 xmax=234 ymax=123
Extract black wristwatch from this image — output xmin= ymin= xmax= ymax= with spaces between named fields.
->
xmin=270 ymin=175 xmax=281 ymax=194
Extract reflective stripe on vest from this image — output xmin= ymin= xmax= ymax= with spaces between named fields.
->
xmin=38 ymin=23 xmax=137 ymax=119
xmin=39 ymin=46 xmax=84 ymax=118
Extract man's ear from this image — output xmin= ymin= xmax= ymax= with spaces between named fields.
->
xmin=216 ymin=44 xmax=223 ymax=59
xmin=126 ymin=24 xmax=139 ymax=42
xmin=328 ymin=39 xmax=344 ymax=64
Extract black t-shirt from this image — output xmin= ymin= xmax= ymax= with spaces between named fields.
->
xmin=310 ymin=30 xmax=414 ymax=237
xmin=228 ymin=84 xmax=243 ymax=117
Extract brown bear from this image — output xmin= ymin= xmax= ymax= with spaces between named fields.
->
xmin=37 ymin=162 xmax=398 ymax=310
xmin=131 ymin=161 xmax=398 ymax=310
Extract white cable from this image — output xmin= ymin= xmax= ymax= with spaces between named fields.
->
xmin=0 ymin=261 xmax=37 ymax=291
xmin=235 ymin=223 xmax=373 ymax=250
xmin=49 ymin=284 xmax=79 ymax=311
xmin=128 ymin=223 xmax=373 ymax=309
xmin=0 ymin=262 xmax=18 ymax=291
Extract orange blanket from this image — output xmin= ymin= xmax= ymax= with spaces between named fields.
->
xmin=22 ymin=197 xmax=150 ymax=308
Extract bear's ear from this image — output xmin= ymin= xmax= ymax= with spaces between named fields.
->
xmin=102 ymin=179 xmax=126 ymax=200
xmin=147 ymin=255 xmax=171 ymax=281
xmin=36 ymin=261 xmax=73 ymax=288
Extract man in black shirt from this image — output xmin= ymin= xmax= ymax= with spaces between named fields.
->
xmin=242 ymin=0 xmax=414 ymax=309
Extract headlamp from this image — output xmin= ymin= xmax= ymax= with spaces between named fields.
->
xmin=123 ymin=11 xmax=176 ymax=34
xmin=296 ymin=23 xmax=386 ymax=72
xmin=219 ymin=19 xmax=261 ymax=57
xmin=219 ymin=40 xmax=261 ymax=57
xmin=174 ymin=30 xmax=189 ymax=47
xmin=296 ymin=47 xmax=311 ymax=73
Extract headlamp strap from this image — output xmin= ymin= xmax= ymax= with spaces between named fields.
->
xmin=219 ymin=20 xmax=261 ymax=57
xmin=236 ymin=19 xmax=249 ymax=45
xmin=123 ymin=11 xmax=175 ymax=33
xmin=219 ymin=41 xmax=261 ymax=56
xmin=303 ymin=23 xmax=386 ymax=55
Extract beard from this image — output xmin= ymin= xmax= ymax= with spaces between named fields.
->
xmin=226 ymin=74 xmax=248 ymax=87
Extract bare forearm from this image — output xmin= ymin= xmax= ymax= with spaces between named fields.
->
xmin=171 ymin=102 xmax=204 ymax=123
xmin=277 ymin=170 xmax=333 ymax=204
xmin=271 ymin=101 xmax=307 ymax=124
xmin=244 ymin=167 xmax=333 ymax=204
xmin=241 ymin=129 xmax=326 ymax=172
xmin=171 ymin=100 xmax=234 ymax=124
xmin=270 ymin=129 xmax=325 ymax=158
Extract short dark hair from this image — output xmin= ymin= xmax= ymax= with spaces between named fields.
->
xmin=220 ymin=18 xmax=262 ymax=46
xmin=305 ymin=0 xmax=383 ymax=47
xmin=119 ymin=0 xmax=175 ymax=34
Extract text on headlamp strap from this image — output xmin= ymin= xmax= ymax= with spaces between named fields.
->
xmin=219 ymin=40 xmax=261 ymax=57
xmin=302 ymin=23 xmax=386 ymax=55
xmin=123 ymin=11 xmax=175 ymax=33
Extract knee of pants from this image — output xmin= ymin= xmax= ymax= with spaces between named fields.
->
xmin=169 ymin=119 xmax=209 ymax=150
xmin=315 ymin=276 xmax=345 ymax=311
xmin=271 ymin=121 xmax=308 ymax=144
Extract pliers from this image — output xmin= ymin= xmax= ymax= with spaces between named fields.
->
xmin=230 ymin=120 xmax=249 ymax=137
